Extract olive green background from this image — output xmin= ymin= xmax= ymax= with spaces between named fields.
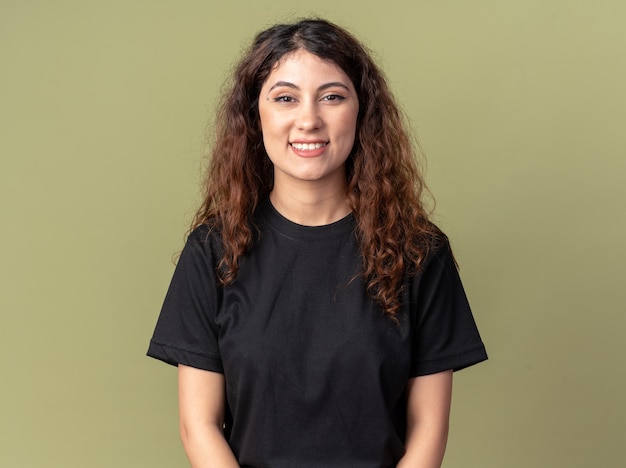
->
xmin=1 ymin=1 xmax=624 ymax=466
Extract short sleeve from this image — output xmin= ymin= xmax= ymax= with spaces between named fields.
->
xmin=409 ymin=241 xmax=488 ymax=376
xmin=147 ymin=227 xmax=224 ymax=372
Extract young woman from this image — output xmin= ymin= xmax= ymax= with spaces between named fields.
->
xmin=148 ymin=18 xmax=487 ymax=468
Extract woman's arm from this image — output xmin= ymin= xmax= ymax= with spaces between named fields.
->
xmin=396 ymin=370 xmax=453 ymax=468
xmin=178 ymin=364 xmax=239 ymax=468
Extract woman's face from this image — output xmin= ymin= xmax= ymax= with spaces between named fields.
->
xmin=258 ymin=49 xmax=359 ymax=190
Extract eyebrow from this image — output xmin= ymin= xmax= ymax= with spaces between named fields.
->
xmin=267 ymin=81 xmax=351 ymax=92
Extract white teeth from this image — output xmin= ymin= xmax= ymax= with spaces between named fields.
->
xmin=291 ymin=142 xmax=327 ymax=151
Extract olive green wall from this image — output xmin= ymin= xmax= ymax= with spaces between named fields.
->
xmin=1 ymin=1 xmax=624 ymax=466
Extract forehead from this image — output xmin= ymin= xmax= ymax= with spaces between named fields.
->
xmin=263 ymin=49 xmax=353 ymax=85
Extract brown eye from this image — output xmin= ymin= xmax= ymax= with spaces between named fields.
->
xmin=322 ymin=94 xmax=346 ymax=102
xmin=274 ymin=95 xmax=295 ymax=103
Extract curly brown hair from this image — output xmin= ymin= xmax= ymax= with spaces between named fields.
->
xmin=192 ymin=18 xmax=444 ymax=319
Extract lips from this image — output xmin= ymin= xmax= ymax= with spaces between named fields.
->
xmin=290 ymin=142 xmax=328 ymax=151
xmin=289 ymin=140 xmax=329 ymax=158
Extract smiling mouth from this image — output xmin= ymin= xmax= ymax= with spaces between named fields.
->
xmin=290 ymin=142 xmax=328 ymax=151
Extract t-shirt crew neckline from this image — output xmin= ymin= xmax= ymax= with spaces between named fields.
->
xmin=261 ymin=199 xmax=355 ymax=241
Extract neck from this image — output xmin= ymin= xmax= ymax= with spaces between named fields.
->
xmin=269 ymin=180 xmax=351 ymax=226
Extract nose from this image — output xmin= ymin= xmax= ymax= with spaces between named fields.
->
xmin=295 ymin=101 xmax=321 ymax=131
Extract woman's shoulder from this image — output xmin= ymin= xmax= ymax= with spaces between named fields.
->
xmin=414 ymin=218 xmax=449 ymax=252
xmin=188 ymin=222 xmax=215 ymax=241
xmin=420 ymin=225 xmax=462 ymax=280
xmin=186 ymin=221 xmax=225 ymax=256
xmin=408 ymin=220 xmax=454 ymax=275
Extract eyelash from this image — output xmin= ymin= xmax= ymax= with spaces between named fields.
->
xmin=322 ymin=94 xmax=346 ymax=102
xmin=272 ymin=94 xmax=346 ymax=103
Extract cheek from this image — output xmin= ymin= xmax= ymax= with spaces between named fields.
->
xmin=259 ymin=109 xmax=285 ymax=138
xmin=339 ymin=112 xmax=358 ymax=142
xmin=341 ymin=105 xmax=358 ymax=130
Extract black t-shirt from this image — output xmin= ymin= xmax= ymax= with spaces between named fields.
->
xmin=148 ymin=201 xmax=487 ymax=467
